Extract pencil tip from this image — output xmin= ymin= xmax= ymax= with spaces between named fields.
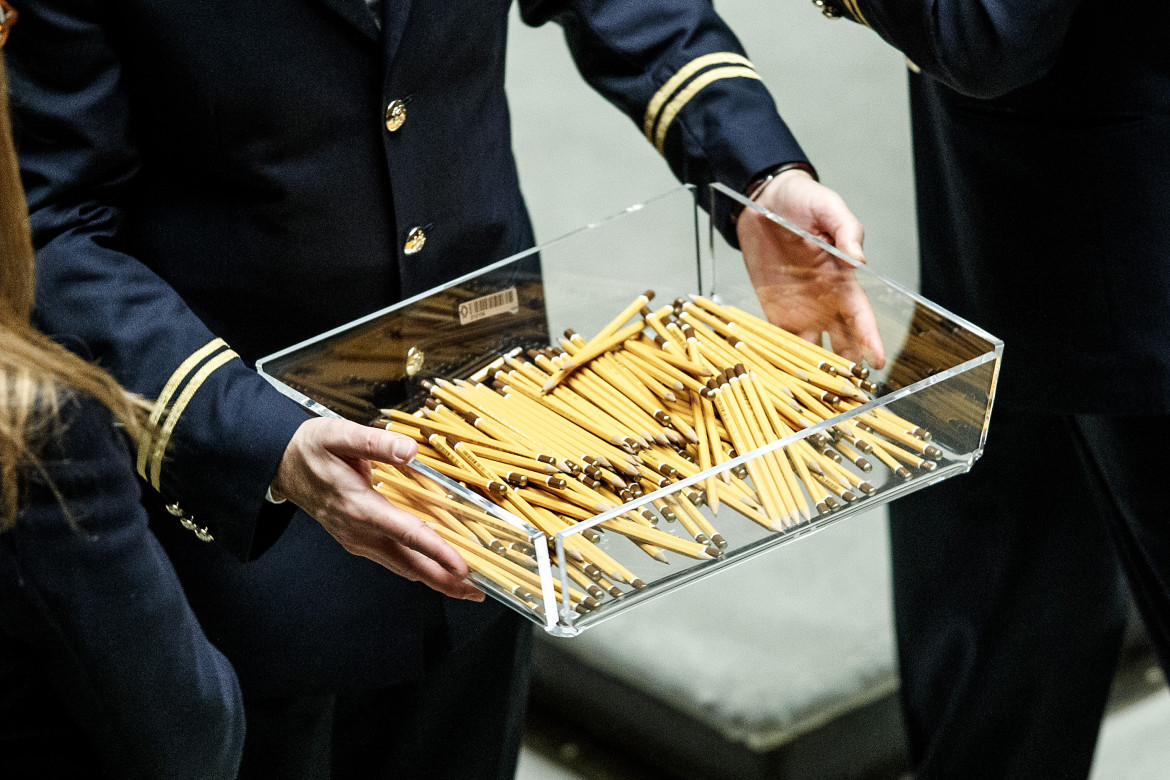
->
xmin=631 ymin=578 xmax=648 ymax=589
xmin=712 ymin=534 xmax=728 ymax=548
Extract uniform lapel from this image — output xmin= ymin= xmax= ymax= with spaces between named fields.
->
xmin=380 ymin=0 xmax=414 ymax=66
xmin=315 ymin=0 xmax=380 ymax=42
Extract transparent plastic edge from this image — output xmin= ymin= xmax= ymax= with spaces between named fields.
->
xmin=552 ymin=350 xmax=998 ymax=546
xmin=258 ymin=373 xmax=344 ymax=420
xmin=707 ymin=183 xmax=1004 ymax=349
xmin=405 ymin=460 xmax=539 ymax=536
xmin=562 ymin=461 xmax=971 ymax=633
xmin=256 ymin=185 xmax=700 ymax=373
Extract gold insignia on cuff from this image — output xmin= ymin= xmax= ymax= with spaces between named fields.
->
xmin=839 ymin=0 xmax=871 ymax=27
xmin=653 ymin=66 xmax=761 ymax=153
xmin=138 ymin=338 xmax=228 ymax=479
xmin=146 ymin=348 xmax=240 ymax=491
xmin=643 ymin=53 xmax=761 ymax=154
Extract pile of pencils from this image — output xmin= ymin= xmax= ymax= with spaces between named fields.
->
xmin=370 ymin=292 xmax=944 ymax=621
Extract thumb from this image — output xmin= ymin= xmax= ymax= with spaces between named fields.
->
xmin=318 ymin=419 xmax=418 ymax=465
xmin=815 ymin=189 xmax=866 ymax=264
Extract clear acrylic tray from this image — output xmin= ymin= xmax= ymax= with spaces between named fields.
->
xmin=257 ymin=185 xmax=1001 ymax=636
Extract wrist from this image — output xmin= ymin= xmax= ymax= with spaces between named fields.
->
xmin=732 ymin=161 xmax=819 ymax=227
xmin=747 ymin=161 xmax=818 ymax=202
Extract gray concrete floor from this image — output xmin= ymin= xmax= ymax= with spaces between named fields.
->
xmin=515 ymin=685 xmax=1170 ymax=780
xmin=504 ymin=2 xmax=1169 ymax=778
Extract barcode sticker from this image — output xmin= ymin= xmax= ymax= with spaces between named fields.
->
xmin=458 ymin=287 xmax=519 ymax=325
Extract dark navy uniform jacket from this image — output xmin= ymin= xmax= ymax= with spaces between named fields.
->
xmin=8 ymin=1 xmax=808 ymax=693
xmin=0 ymin=397 xmax=243 ymax=779
xmin=833 ymin=0 xmax=1170 ymax=413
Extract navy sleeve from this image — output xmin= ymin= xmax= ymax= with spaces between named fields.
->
xmin=842 ymin=0 xmax=1084 ymax=98
xmin=0 ymin=397 xmax=244 ymax=780
xmin=6 ymin=0 xmax=309 ymax=558
xmin=520 ymin=0 xmax=809 ymax=237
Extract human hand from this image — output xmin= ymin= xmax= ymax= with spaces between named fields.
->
xmin=270 ymin=417 xmax=484 ymax=601
xmin=736 ymin=169 xmax=885 ymax=368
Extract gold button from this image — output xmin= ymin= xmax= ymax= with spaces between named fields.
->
xmin=404 ymin=227 xmax=426 ymax=255
xmin=195 ymin=526 xmax=215 ymax=543
xmin=166 ymin=502 xmax=184 ymax=517
xmin=384 ymin=99 xmax=406 ymax=132
xmin=180 ymin=517 xmax=197 ymax=531
xmin=405 ymin=346 xmax=425 ymax=377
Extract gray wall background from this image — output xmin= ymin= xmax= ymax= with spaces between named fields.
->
xmin=505 ymin=0 xmax=918 ymax=291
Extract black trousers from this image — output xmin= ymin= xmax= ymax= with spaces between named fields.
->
xmin=236 ymin=612 xmax=533 ymax=780
xmin=890 ymin=408 xmax=1170 ymax=779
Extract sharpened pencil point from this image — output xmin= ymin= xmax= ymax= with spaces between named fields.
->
xmin=712 ymin=534 xmax=728 ymax=549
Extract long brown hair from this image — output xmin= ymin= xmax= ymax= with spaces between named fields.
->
xmin=1 ymin=26 xmax=150 ymax=530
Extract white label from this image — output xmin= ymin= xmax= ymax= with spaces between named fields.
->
xmin=458 ymin=287 xmax=519 ymax=325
